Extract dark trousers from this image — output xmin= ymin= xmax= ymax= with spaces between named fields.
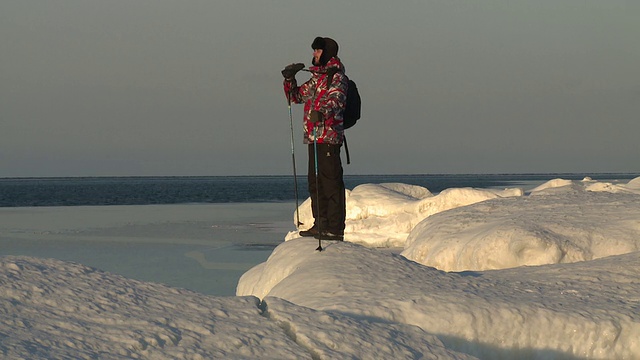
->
xmin=308 ymin=143 xmax=346 ymax=234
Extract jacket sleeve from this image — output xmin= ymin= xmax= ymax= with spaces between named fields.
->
xmin=284 ymin=77 xmax=315 ymax=104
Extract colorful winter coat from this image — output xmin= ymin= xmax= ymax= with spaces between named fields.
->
xmin=284 ymin=57 xmax=348 ymax=145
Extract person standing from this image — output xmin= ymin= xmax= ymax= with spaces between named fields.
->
xmin=281 ymin=37 xmax=347 ymax=241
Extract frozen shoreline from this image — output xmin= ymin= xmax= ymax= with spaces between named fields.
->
xmin=2 ymin=176 xmax=640 ymax=359
xmin=0 ymin=203 xmax=294 ymax=296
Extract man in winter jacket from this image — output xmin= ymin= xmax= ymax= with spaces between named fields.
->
xmin=281 ymin=37 xmax=347 ymax=241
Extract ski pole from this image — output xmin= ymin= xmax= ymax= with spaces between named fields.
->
xmin=288 ymin=96 xmax=302 ymax=227
xmin=313 ymin=124 xmax=323 ymax=252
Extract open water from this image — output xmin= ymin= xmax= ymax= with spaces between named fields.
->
xmin=2 ymin=173 xmax=638 ymax=207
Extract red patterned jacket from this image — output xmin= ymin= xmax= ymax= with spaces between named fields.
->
xmin=284 ymin=57 xmax=347 ymax=145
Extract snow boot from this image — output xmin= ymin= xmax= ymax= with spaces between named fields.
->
xmin=299 ymin=226 xmax=319 ymax=237
xmin=314 ymin=231 xmax=343 ymax=241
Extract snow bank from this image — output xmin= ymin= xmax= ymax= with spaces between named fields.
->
xmin=288 ymin=182 xmax=522 ymax=247
xmin=531 ymin=176 xmax=640 ymax=195
xmin=0 ymin=256 xmax=474 ymax=359
xmin=290 ymin=177 xmax=640 ymax=272
xmin=403 ymin=178 xmax=640 ymax=271
xmin=239 ymin=239 xmax=640 ymax=359
xmin=0 ymin=257 xmax=307 ymax=359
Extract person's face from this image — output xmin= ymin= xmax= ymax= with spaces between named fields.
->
xmin=313 ymin=48 xmax=323 ymax=65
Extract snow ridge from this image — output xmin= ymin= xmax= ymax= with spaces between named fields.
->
xmin=1 ymin=256 xmax=475 ymax=359
xmin=239 ymin=240 xmax=640 ymax=359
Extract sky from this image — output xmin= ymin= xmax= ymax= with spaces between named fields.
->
xmin=1 ymin=0 xmax=639 ymax=177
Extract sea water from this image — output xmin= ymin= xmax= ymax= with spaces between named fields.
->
xmin=4 ymin=173 xmax=631 ymax=207
xmin=1 ymin=174 xmax=637 ymax=296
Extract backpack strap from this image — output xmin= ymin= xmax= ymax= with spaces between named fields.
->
xmin=324 ymin=68 xmax=339 ymax=85
xmin=344 ymin=135 xmax=351 ymax=165
xmin=325 ymin=68 xmax=351 ymax=164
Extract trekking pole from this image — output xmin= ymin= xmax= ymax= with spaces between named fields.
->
xmin=287 ymin=96 xmax=303 ymax=227
xmin=313 ymin=124 xmax=323 ymax=252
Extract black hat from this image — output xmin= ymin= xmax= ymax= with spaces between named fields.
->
xmin=311 ymin=37 xmax=339 ymax=66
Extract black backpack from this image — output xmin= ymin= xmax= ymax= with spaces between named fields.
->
xmin=343 ymin=78 xmax=361 ymax=129
xmin=326 ymin=69 xmax=361 ymax=164
xmin=325 ymin=69 xmax=361 ymax=129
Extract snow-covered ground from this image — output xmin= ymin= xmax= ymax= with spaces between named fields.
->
xmin=2 ymin=176 xmax=640 ymax=359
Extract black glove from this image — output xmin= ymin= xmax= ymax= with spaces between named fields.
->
xmin=281 ymin=63 xmax=305 ymax=80
xmin=310 ymin=110 xmax=323 ymax=123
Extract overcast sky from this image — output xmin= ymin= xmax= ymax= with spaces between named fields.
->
xmin=2 ymin=1 xmax=638 ymax=177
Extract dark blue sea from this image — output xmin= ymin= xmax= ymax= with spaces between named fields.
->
xmin=1 ymin=173 xmax=638 ymax=207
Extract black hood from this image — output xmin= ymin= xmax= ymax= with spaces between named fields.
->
xmin=311 ymin=37 xmax=339 ymax=66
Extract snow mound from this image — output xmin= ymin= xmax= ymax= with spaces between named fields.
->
xmin=1 ymin=256 xmax=475 ymax=360
xmin=288 ymin=183 xmax=522 ymax=247
xmin=238 ymin=239 xmax=640 ymax=360
xmin=531 ymin=176 xmax=640 ymax=195
xmin=403 ymin=190 xmax=640 ymax=271
xmin=0 ymin=257 xmax=308 ymax=359
xmin=290 ymin=176 xmax=640 ymax=270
